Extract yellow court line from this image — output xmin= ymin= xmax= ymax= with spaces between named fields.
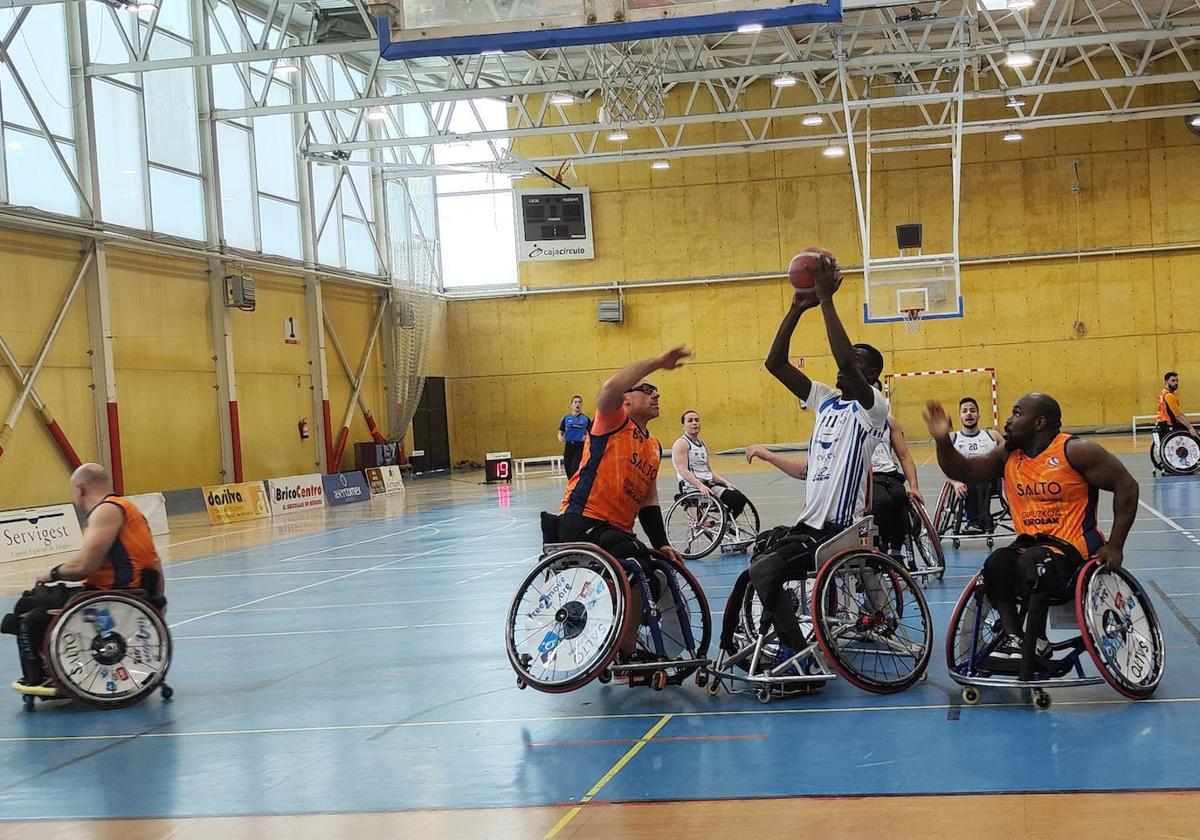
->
xmin=543 ymin=713 xmax=674 ymax=839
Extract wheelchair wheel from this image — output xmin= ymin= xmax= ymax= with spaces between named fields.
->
xmin=665 ymin=491 xmax=728 ymax=560
xmin=1149 ymin=437 xmax=1164 ymax=473
xmin=944 ymin=572 xmax=1003 ymax=675
xmin=43 ymin=591 xmax=172 ymax=709
xmin=1076 ymin=564 xmax=1165 ymax=699
xmin=933 ymin=484 xmax=960 ymax=539
xmin=811 ymin=550 xmax=932 ymax=693
xmin=905 ymin=501 xmax=945 ymax=581
xmin=635 ymin=555 xmax=711 ymax=682
xmin=1160 ymin=430 xmax=1200 ymax=475
xmin=505 ymin=545 xmax=633 ymax=693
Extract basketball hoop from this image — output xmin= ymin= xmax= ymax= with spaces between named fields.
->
xmin=901 ymin=307 xmax=925 ymax=333
xmin=586 ymin=39 xmax=667 ymax=125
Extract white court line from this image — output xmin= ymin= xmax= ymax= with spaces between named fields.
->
xmin=1136 ymin=500 xmax=1200 ymax=550
xmin=278 ymin=516 xmax=469 ymax=563
xmin=167 ymin=560 xmax=526 ymax=581
xmin=168 ymin=517 xmax=525 ymax=629
xmin=175 ymin=620 xmax=491 ymax=640
xmin=5 ymin=695 xmax=1200 ymax=744
xmin=168 ymin=592 xmax=513 ymax=617
xmin=456 ymin=553 xmax=540 ymax=585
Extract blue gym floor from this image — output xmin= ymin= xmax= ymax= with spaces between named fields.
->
xmin=1 ymin=446 xmax=1198 ymax=824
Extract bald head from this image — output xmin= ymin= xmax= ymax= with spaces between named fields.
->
xmin=71 ymin=463 xmax=112 ymax=492
xmin=1025 ymin=392 xmax=1062 ymax=430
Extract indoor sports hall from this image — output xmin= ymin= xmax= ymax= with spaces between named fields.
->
xmin=0 ymin=1 xmax=1198 ymax=839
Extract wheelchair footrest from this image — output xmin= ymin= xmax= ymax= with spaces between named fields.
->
xmin=11 ymin=680 xmax=59 ymax=698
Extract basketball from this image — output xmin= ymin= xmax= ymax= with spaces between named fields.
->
xmin=788 ymin=247 xmax=836 ymax=290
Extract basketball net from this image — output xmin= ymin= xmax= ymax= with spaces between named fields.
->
xmin=902 ymin=308 xmax=925 ymax=334
xmin=586 ymin=39 xmax=668 ymax=125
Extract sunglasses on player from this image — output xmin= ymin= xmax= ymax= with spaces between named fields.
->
xmin=625 ymin=384 xmax=659 ymax=396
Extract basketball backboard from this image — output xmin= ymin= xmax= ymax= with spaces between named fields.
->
xmin=373 ymin=0 xmax=843 ymax=60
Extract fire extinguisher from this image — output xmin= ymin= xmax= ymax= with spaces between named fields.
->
xmin=298 ymin=418 xmax=310 ymax=440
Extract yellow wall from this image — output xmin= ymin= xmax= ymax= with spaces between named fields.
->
xmin=0 ymin=231 xmax=388 ymax=508
xmin=0 ymin=231 xmax=98 ymax=508
xmin=442 ymin=77 xmax=1200 ymax=462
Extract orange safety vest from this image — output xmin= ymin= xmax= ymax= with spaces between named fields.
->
xmin=84 ymin=496 xmax=161 ymax=591
xmin=1004 ymin=433 xmax=1104 ymax=559
xmin=560 ymin=408 xmax=660 ymax=533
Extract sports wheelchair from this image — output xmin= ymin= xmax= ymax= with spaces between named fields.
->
xmin=505 ymin=514 xmax=711 ymax=693
xmin=9 ymin=579 xmax=173 ymax=712
xmin=933 ymin=481 xmax=1014 ymax=549
xmin=1150 ymin=427 xmax=1200 ymax=476
xmin=706 ymin=516 xmax=933 ymax=703
xmin=664 ymin=486 xmax=760 ymax=560
xmin=946 ymin=538 xmax=1165 ymax=710
xmin=881 ymin=497 xmax=945 ymax=584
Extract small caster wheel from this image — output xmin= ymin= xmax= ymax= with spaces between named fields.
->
xmin=651 ymin=670 xmax=667 ymax=691
xmin=952 ymin=539 xmax=961 ymax=549
xmin=961 ymin=687 xmax=980 ymax=705
xmin=1033 ymin=690 xmax=1051 ymax=710
xmin=706 ymin=678 xmax=721 ymax=696
xmin=516 ymin=677 xmax=527 ymax=690
xmin=695 ymin=671 xmax=708 ymax=688
xmin=986 ymin=537 xmax=995 ymax=548
xmin=757 ymin=688 xmax=771 ymax=704
xmin=918 ymin=671 xmax=928 ymax=682
xmin=22 ymin=695 xmax=35 ymax=712
xmin=598 ymin=668 xmax=612 ymax=684
xmin=160 ymin=684 xmax=174 ymax=700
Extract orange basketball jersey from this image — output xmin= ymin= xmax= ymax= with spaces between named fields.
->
xmin=84 ymin=496 xmax=161 ymax=591
xmin=1004 ymin=433 xmax=1104 ymax=559
xmin=1157 ymin=388 xmax=1183 ymax=425
xmin=560 ymin=408 xmax=660 ymax=533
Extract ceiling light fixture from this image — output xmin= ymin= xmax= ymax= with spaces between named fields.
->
xmin=773 ymin=73 xmax=798 ymax=88
xmin=802 ymin=114 xmax=824 ymax=126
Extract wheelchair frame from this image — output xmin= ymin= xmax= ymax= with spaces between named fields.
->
xmin=505 ymin=539 xmax=711 ymax=693
xmin=933 ymin=481 xmax=1014 ymax=549
xmin=706 ymin=516 xmax=933 ymax=702
xmin=946 ymin=561 xmax=1166 ymax=710
xmin=14 ymin=588 xmax=174 ymax=711
xmin=664 ymin=487 xmax=761 ymax=560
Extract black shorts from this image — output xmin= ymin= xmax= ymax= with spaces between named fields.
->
xmin=982 ymin=536 xmax=1086 ymax=604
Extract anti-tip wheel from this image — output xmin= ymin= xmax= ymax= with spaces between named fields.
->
xmin=160 ymin=684 xmax=174 ymax=700
xmin=651 ymin=670 xmax=668 ymax=691
xmin=1033 ymin=690 xmax=1052 ymax=710
xmin=986 ymin=537 xmax=995 ymax=548
xmin=919 ymin=671 xmax=928 ymax=682
xmin=757 ymin=688 xmax=771 ymax=704
xmin=952 ymin=539 xmax=961 ymax=549
xmin=516 ymin=677 xmax=527 ymax=690
xmin=706 ymin=678 xmax=721 ymax=696
xmin=961 ymin=687 xmax=980 ymax=705
xmin=22 ymin=695 xmax=35 ymax=712
xmin=598 ymin=668 xmax=613 ymax=684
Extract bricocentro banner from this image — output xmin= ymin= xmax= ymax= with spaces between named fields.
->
xmin=322 ymin=471 xmax=371 ymax=507
xmin=267 ymin=474 xmax=326 ymax=515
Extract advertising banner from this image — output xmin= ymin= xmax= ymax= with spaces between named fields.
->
xmin=322 ymin=471 xmax=370 ymax=506
xmin=202 ymin=482 xmax=270 ymax=526
xmin=267 ymin=474 xmax=326 ymax=515
xmin=0 ymin=504 xmax=83 ymax=563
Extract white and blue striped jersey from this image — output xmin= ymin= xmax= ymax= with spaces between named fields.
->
xmin=797 ymin=381 xmax=890 ymax=529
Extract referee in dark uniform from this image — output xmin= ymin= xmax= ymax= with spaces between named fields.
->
xmin=558 ymin=395 xmax=591 ymax=478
